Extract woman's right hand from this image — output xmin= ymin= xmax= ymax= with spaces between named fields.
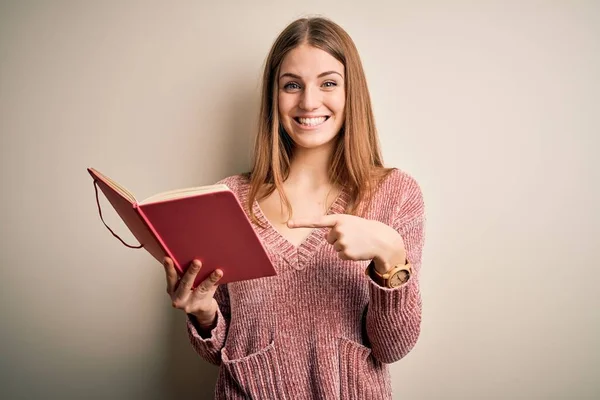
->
xmin=163 ymin=257 xmax=223 ymax=328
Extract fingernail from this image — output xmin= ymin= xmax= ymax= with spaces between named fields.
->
xmin=192 ymin=260 xmax=201 ymax=269
xmin=215 ymin=269 xmax=223 ymax=278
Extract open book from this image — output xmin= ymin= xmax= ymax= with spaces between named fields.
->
xmin=87 ymin=168 xmax=276 ymax=286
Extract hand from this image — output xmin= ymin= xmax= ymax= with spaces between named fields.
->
xmin=163 ymin=257 xmax=223 ymax=327
xmin=288 ymin=214 xmax=406 ymax=273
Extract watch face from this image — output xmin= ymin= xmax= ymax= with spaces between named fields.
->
xmin=389 ymin=271 xmax=408 ymax=287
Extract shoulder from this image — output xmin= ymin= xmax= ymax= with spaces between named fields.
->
xmin=380 ymin=168 xmax=419 ymax=189
xmin=216 ymin=172 xmax=251 ymax=197
xmin=377 ymin=168 xmax=422 ymax=199
xmin=376 ymin=168 xmax=425 ymax=228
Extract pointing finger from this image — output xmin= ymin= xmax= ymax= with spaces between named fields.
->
xmin=288 ymin=215 xmax=340 ymax=229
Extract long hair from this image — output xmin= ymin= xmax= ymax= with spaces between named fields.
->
xmin=247 ymin=17 xmax=392 ymax=224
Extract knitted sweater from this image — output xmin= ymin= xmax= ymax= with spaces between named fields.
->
xmin=186 ymin=168 xmax=425 ymax=399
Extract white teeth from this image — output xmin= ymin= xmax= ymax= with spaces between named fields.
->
xmin=298 ymin=117 xmax=327 ymax=126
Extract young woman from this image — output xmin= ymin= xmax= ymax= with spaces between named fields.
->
xmin=163 ymin=16 xmax=425 ymax=399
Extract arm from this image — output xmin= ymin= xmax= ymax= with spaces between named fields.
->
xmin=365 ymin=176 xmax=426 ymax=364
xmin=186 ymin=283 xmax=231 ymax=366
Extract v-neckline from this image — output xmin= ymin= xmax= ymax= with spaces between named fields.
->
xmin=251 ymin=186 xmax=350 ymax=269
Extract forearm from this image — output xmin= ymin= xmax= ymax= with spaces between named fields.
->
xmin=370 ymin=222 xmax=407 ymax=274
xmin=365 ymin=217 xmax=425 ymax=363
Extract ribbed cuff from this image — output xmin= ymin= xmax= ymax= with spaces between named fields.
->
xmin=187 ymin=307 xmax=227 ymax=365
xmin=368 ymin=277 xmax=419 ymax=314
xmin=366 ymin=277 xmax=422 ymax=363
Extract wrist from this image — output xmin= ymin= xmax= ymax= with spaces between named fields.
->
xmin=370 ymin=222 xmax=406 ymax=274
xmin=366 ymin=258 xmax=412 ymax=288
xmin=188 ymin=312 xmax=217 ymax=339
xmin=194 ymin=313 xmax=217 ymax=327
xmin=190 ymin=304 xmax=218 ymax=328
xmin=372 ymin=235 xmax=406 ymax=274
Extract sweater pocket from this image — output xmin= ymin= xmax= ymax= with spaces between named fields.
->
xmin=221 ymin=340 xmax=288 ymax=399
xmin=339 ymin=338 xmax=391 ymax=400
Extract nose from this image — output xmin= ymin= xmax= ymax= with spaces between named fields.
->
xmin=299 ymin=85 xmax=321 ymax=111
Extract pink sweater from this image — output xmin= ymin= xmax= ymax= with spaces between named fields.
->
xmin=186 ymin=168 xmax=425 ymax=399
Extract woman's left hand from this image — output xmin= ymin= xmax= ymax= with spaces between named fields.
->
xmin=288 ymin=214 xmax=406 ymax=272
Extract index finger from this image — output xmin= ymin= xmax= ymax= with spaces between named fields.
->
xmin=287 ymin=214 xmax=339 ymax=229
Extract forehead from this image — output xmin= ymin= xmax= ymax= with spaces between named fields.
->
xmin=280 ymin=44 xmax=344 ymax=77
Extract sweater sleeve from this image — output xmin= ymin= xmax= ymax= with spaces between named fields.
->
xmin=366 ymin=174 xmax=426 ymax=364
xmin=186 ymin=283 xmax=231 ymax=366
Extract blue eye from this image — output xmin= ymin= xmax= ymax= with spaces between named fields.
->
xmin=284 ymin=82 xmax=301 ymax=90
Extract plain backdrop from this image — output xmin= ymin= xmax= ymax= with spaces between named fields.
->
xmin=1 ymin=1 xmax=598 ymax=399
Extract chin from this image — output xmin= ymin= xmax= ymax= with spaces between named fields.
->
xmin=290 ymin=132 xmax=340 ymax=150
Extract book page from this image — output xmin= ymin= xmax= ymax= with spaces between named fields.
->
xmin=140 ymin=184 xmax=230 ymax=205
xmin=90 ymin=168 xmax=136 ymax=203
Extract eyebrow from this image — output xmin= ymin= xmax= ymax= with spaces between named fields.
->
xmin=279 ymin=71 xmax=344 ymax=80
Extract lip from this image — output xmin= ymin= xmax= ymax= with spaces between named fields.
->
xmin=293 ymin=116 xmax=331 ymax=130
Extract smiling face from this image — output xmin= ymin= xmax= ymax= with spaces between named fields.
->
xmin=278 ymin=44 xmax=346 ymax=151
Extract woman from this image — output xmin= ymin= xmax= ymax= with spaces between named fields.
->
xmin=163 ymin=16 xmax=425 ymax=399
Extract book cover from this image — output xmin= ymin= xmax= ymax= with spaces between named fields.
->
xmin=88 ymin=168 xmax=276 ymax=286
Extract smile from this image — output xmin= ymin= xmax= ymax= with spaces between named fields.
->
xmin=293 ymin=116 xmax=330 ymax=128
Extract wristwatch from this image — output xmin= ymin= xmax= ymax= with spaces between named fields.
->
xmin=365 ymin=259 xmax=411 ymax=288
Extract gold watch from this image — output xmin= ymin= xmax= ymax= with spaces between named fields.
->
xmin=365 ymin=259 xmax=411 ymax=288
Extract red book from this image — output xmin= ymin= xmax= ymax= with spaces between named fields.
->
xmin=87 ymin=168 xmax=276 ymax=287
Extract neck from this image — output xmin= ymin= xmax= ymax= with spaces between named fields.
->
xmin=286 ymin=144 xmax=334 ymax=190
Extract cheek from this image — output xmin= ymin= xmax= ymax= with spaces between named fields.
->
xmin=330 ymin=92 xmax=345 ymax=115
xmin=278 ymin=94 xmax=294 ymax=118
